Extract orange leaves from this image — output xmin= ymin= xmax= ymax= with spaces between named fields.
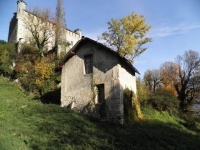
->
xmin=143 ymin=67 xmax=178 ymax=97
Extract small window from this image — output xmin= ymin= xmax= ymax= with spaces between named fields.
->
xmin=84 ymin=54 xmax=93 ymax=74
xmin=97 ymin=84 xmax=105 ymax=103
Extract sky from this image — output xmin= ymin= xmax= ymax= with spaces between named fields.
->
xmin=0 ymin=0 xmax=200 ymax=77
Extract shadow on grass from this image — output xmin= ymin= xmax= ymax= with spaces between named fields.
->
xmin=40 ymin=88 xmax=61 ymax=105
xmin=1 ymin=76 xmax=199 ymax=149
xmin=97 ymin=120 xmax=200 ymax=150
xmin=13 ymin=94 xmax=200 ymax=150
xmin=24 ymin=104 xmax=200 ymax=150
xmin=22 ymin=106 xmax=112 ymax=150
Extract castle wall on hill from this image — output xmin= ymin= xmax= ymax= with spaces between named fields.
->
xmin=8 ymin=0 xmax=81 ymax=53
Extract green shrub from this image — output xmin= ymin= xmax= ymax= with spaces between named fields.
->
xmin=20 ymin=72 xmax=37 ymax=94
xmin=21 ymin=44 xmax=38 ymax=55
xmin=145 ymin=92 xmax=179 ymax=115
xmin=124 ymin=88 xmax=134 ymax=123
xmin=0 ymin=40 xmax=6 ymax=46
xmin=40 ymin=78 xmax=56 ymax=95
xmin=0 ymin=43 xmax=16 ymax=77
xmin=19 ymin=44 xmax=39 ymax=63
xmin=123 ymin=88 xmax=143 ymax=123
xmin=12 ymin=43 xmax=60 ymax=98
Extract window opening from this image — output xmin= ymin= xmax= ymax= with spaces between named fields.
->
xmin=97 ymin=84 xmax=105 ymax=103
xmin=84 ymin=54 xmax=93 ymax=74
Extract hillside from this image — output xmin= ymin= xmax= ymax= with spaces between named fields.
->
xmin=0 ymin=76 xmax=200 ymax=150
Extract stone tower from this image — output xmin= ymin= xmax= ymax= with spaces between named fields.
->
xmin=16 ymin=0 xmax=27 ymax=19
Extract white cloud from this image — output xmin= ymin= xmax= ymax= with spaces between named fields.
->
xmin=83 ymin=23 xmax=200 ymax=40
xmin=150 ymin=23 xmax=200 ymax=38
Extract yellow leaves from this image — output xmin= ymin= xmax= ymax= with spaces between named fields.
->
xmin=99 ymin=12 xmax=151 ymax=61
xmin=36 ymin=79 xmax=43 ymax=88
xmin=35 ymin=59 xmax=54 ymax=88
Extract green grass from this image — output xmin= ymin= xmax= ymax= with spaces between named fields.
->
xmin=0 ymin=76 xmax=200 ymax=150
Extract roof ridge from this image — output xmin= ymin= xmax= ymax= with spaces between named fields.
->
xmin=55 ymin=37 xmax=140 ymax=74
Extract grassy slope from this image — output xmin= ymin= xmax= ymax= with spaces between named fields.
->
xmin=0 ymin=76 xmax=200 ymax=150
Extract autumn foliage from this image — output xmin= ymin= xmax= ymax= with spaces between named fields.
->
xmin=11 ymin=43 xmax=59 ymax=97
xmin=143 ymin=50 xmax=200 ymax=110
xmin=35 ymin=59 xmax=54 ymax=88
xmin=99 ymin=12 xmax=151 ymax=62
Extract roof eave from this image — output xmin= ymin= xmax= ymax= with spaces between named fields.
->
xmin=55 ymin=37 xmax=140 ymax=75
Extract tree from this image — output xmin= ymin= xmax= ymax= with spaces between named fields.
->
xmin=55 ymin=0 xmax=67 ymax=57
xmin=176 ymin=50 xmax=200 ymax=108
xmin=193 ymin=65 xmax=200 ymax=99
xmin=22 ymin=7 xmax=55 ymax=57
xmin=161 ymin=50 xmax=200 ymax=110
xmin=143 ymin=66 xmax=178 ymax=96
xmin=98 ymin=12 xmax=151 ymax=62
xmin=55 ymin=0 xmax=66 ymax=45
xmin=143 ymin=69 xmax=161 ymax=93
xmin=159 ymin=62 xmax=178 ymax=96
xmin=136 ymin=77 xmax=149 ymax=102
xmin=0 ymin=40 xmax=6 ymax=46
xmin=35 ymin=59 xmax=55 ymax=95
xmin=0 ymin=43 xmax=16 ymax=76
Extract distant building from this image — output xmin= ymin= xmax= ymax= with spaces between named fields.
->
xmin=8 ymin=0 xmax=81 ymax=54
xmin=55 ymin=37 xmax=140 ymax=124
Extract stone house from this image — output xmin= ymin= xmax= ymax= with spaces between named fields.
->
xmin=55 ymin=37 xmax=140 ymax=124
xmin=8 ymin=0 xmax=81 ymax=53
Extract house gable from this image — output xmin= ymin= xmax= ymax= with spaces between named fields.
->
xmin=58 ymin=37 xmax=139 ymax=124
xmin=56 ymin=37 xmax=140 ymax=76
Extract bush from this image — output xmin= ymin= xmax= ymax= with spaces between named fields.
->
xmin=19 ymin=44 xmax=39 ymax=63
xmin=40 ymin=78 xmax=56 ymax=95
xmin=0 ymin=43 xmax=16 ymax=77
xmin=8 ymin=42 xmax=62 ymax=100
xmin=144 ymin=92 xmax=179 ymax=115
xmin=123 ymin=88 xmax=143 ymax=123
xmin=123 ymin=88 xmax=135 ymax=123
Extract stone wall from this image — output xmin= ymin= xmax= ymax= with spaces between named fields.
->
xmin=61 ymin=42 xmax=137 ymax=124
xmin=8 ymin=13 xmax=18 ymax=42
xmin=61 ymin=54 xmax=94 ymax=110
xmin=118 ymin=63 xmax=137 ymax=96
xmin=8 ymin=1 xmax=81 ymax=53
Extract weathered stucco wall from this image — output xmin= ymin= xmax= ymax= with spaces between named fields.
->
xmin=61 ymin=42 xmax=132 ymax=123
xmin=61 ymin=53 xmax=94 ymax=110
xmin=91 ymin=43 xmax=123 ymax=123
xmin=118 ymin=64 xmax=137 ymax=122
xmin=119 ymin=64 xmax=137 ymax=93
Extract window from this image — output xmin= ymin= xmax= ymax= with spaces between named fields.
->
xmin=84 ymin=55 xmax=93 ymax=74
xmin=97 ymin=84 xmax=105 ymax=103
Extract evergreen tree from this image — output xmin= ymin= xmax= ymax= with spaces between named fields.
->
xmin=55 ymin=0 xmax=66 ymax=46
